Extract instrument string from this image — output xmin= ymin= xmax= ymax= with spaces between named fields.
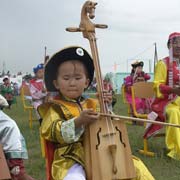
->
xmin=90 ymin=33 xmax=116 ymax=144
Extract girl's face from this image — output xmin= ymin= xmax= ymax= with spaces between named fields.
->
xmin=136 ymin=66 xmax=143 ymax=73
xmin=53 ymin=60 xmax=90 ymax=99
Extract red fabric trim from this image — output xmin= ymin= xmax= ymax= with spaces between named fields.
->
xmin=7 ymin=159 xmax=25 ymax=177
xmin=44 ymin=140 xmax=56 ymax=180
xmin=159 ymin=84 xmax=172 ymax=94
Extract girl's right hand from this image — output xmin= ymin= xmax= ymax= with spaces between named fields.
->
xmin=74 ymin=109 xmax=99 ymax=128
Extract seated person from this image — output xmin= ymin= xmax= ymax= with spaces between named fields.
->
xmin=123 ymin=61 xmax=151 ymax=115
xmin=1 ymin=76 xmax=15 ymax=108
xmin=21 ymin=75 xmax=33 ymax=101
xmin=103 ymin=75 xmax=117 ymax=107
xmin=0 ymin=94 xmax=35 ymax=180
xmin=39 ymin=46 xmax=154 ymax=180
xmin=29 ymin=63 xmax=46 ymax=122
xmin=144 ymin=32 xmax=180 ymax=160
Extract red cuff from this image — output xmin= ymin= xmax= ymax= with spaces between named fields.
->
xmin=159 ymin=84 xmax=172 ymax=94
xmin=144 ymin=73 xmax=151 ymax=80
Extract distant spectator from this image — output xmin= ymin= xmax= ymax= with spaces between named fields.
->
xmin=21 ymin=75 xmax=33 ymax=101
xmin=13 ymin=82 xmax=19 ymax=96
xmin=123 ymin=61 xmax=151 ymax=115
xmin=103 ymin=74 xmax=117 ymax=107
xmin=29 ymin=63 xmax=46 ymax=123
xmin=0 ymin=76 xmax=15 ymax=109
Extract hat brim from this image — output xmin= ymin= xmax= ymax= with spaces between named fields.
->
xmin=44 ymin=46 xmax=94 ymax=91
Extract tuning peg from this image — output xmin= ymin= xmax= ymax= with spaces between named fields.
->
xmin=66 ymin=27 xmax=84 ymax=32
xmin=95 ymin=24 xmax=108 ymax=29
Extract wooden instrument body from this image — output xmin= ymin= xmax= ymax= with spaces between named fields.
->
xmin=0 ymin=144 xmax=11 ymax=180
xmin=67 ymin=1 xmax=136 ymax=179
xmin=84 ymin=118 xmax=136 ymax=180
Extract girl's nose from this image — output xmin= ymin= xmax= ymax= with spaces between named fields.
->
xmin=69 ymin=79 xmax=76 ymax=86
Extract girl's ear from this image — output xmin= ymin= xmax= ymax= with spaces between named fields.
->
xmin=85 ymin=78 xmax=90 ymax=89
xmin=53 ymin=80 xmax=60 ymax=90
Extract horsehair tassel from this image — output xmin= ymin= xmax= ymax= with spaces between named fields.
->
xmin=99 ymin=113 xmax=180 ymax=128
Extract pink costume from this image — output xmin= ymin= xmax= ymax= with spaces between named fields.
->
xmin=124 ymin=72 xmax=151 ymax=115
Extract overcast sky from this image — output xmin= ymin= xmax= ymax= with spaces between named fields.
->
xmin=0 ymin=0 xmax=180 ymax=74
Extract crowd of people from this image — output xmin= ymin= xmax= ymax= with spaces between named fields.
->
xmin=0 ymin=32 xmax=180 ymax=180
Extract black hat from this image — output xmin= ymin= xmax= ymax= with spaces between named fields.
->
xmin=3 ymin=76 xmax=9 ymax=82
xmin=131 ymin=61 xmax=144 ymax=68
xmin=44 ymin=46 xmax=94 ymax=91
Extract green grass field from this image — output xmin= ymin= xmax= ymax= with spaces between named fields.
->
xmin=4 ymin=95 xmax=180 ymax=180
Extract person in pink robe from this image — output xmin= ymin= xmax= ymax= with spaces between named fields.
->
xmin=124 ymin=61 xmax=151 ymax=116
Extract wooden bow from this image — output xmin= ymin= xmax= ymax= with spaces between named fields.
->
xmin=66 ymin=1 xmax=136 ymax=180
xmin=100 ymin=113 xmax=180 ymax=128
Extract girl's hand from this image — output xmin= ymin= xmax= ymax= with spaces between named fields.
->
xmin=74 ymin=109 xmax=99 ymax=128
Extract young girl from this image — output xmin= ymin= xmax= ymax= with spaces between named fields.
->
xmin=40 ymin=46 xmax=154 ymax=180
xmin=124 ymin=61 xmax=151 ymax=115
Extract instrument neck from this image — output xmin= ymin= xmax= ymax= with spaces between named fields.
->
xmin=88 ymin=33 xmax=109 ymax=114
